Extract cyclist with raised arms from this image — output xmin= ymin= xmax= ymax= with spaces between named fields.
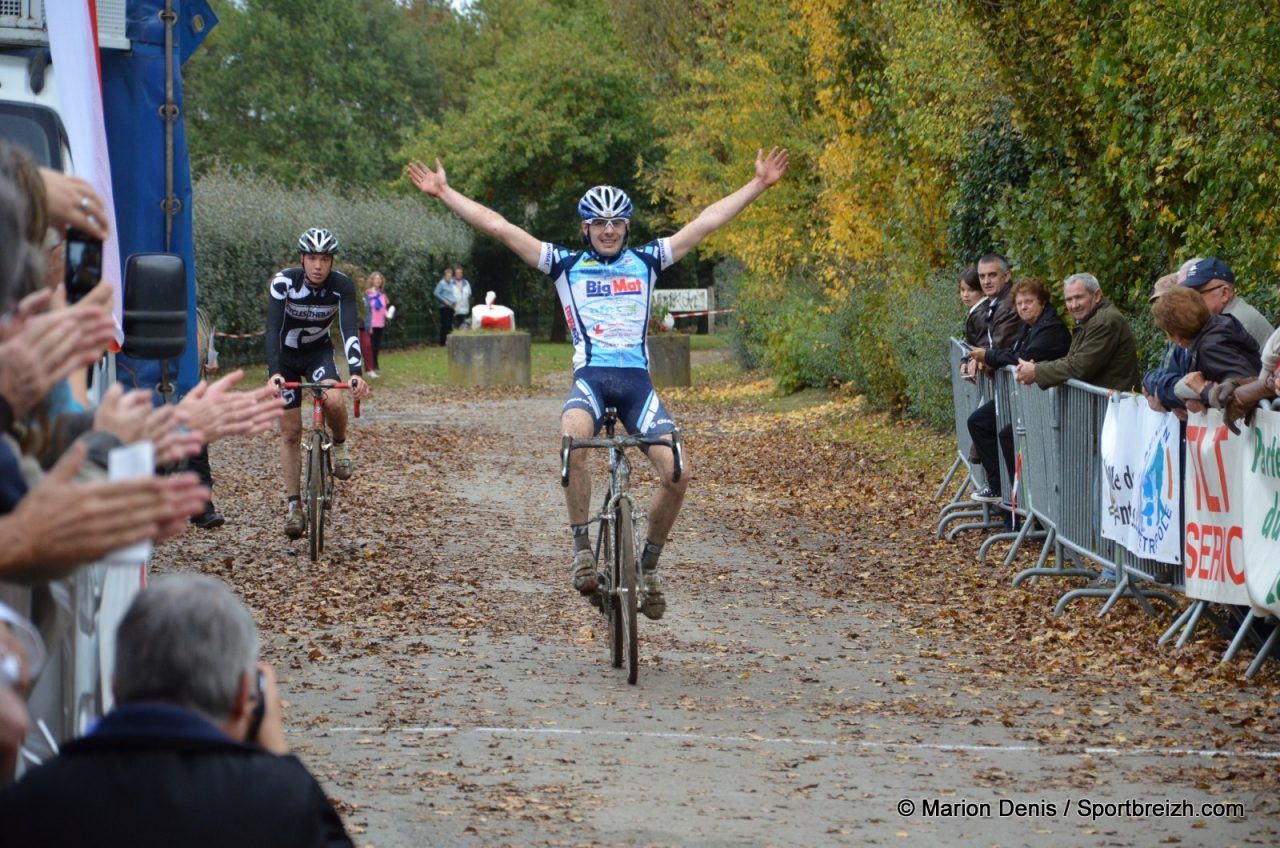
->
xmin=407 ymin=147 xmax=789 ymax=619
xmin=265 ymin=228 xmax=371 ymax=539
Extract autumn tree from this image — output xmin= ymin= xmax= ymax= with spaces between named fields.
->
xmin=185 ymin=0 xmax=454 ymax=188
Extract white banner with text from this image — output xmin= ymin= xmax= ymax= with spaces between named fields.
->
xmin=1184 ymin=410 xmax=1251 ymax=605
xmin=1099 ymin=396 xmax=1182 ymax=564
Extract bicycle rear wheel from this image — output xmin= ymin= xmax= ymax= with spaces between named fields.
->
xmin=307 ymin=437 xmax=325 ymax=561
xmin=616 ymin=498 xmax=639 ymax=684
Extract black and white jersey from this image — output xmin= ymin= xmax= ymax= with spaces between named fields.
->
xmin=265 ymin=267 xmax=363 ymax=377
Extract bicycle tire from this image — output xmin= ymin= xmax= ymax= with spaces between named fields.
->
xmin=307 ymin=436 xmax=325 ymax=561
xmin=617 ymin=498 xmax=639 ymax=684
xmin=601 ymin=510 xmax=622 ymax=669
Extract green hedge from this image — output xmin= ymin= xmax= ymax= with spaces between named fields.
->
xmin=192 ymin=170 xmax=473 ymax=358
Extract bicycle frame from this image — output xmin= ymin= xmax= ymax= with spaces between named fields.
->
xmin=560 ymin=408 xmax=682 ymax=683
xmin=280 ymin=381 xmax=359 ymax=560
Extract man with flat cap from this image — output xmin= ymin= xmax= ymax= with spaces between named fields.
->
xmin=1180 ymin=257 xmax=1273 ymax=350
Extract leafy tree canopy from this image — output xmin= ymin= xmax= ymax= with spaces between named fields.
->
xmin=185 ymin=0 xmax=458 ymax=188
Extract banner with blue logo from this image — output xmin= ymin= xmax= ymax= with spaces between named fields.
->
xmin=1100 ymin=395 xmax=1182 ymax=565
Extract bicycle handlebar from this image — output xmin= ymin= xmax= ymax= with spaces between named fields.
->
xmin=560 ymin=430 xmax=683 ymax=487
xmin=277 ymin=380 xmax=361 ymax=418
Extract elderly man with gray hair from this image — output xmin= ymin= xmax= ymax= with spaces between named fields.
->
xmin=1178 ymin=256 xmax=1273 ymax=350
xmin=1015 ymin=272 xmax=1141 ymax=391
xmin=0 ymin=574 xmax=353 ymax=847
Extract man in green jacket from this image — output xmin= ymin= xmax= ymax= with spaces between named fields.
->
xmin=1015 ymin=272 xmax=1140 ymax=391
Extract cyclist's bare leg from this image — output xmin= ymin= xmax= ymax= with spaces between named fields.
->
xmin=322 ymin=385 xmax=354 ymax=479
xmin=561 ymin=408 xmax=595 ymax=525
xmin=280 ymin=408 xmax=303 ymax=498
xmin=322 ymin=388 xmax=348 ymax=441
xmin=562 ymin=408 xmax=597 ymax=593
xmin=644 ymin=443 xmax=689 ymax=552
xmin=638 ymin=442 xmax=685 ymax=620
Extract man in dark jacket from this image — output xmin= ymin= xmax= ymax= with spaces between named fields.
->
xmin=966 ymin=277 xmax=1072 ymax=502
xmin=977 ymin=253 xmax=1022 ymax=352
xmin=0 ymin=574 xmax=354 ymax=848
xmin=1016 ymin=273 xmax=1141 ymax=392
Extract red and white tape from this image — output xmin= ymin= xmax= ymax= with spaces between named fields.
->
xmin=666 ymin=308 xmax=736 ymax=318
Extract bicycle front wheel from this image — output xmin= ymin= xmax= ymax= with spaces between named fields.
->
xmin=307 ymin=437 xmax=325 ymax=561
xmin=601 ymin=512 xmax=622 ymax=670
xmin=616 ymin=498 xmax=639 ymax=684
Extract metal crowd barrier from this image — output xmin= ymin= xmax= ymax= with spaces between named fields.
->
xmin=940 ymin=348 xmax=1277 ymax=673
xmin=976 ymin=367 xmax=1041 ymax=563
xmin=936 ymin=339 xmax=1003 ymax=538
xmin=1179 ymin=399 xmax=1279 ymax=677
xmin=940 ymin=355 xmax=1179 ymax=616
xmin=998 ymin=374 xmax=1073 ymax=576
xmin=0 ymin=564 xmax=122 ymax=777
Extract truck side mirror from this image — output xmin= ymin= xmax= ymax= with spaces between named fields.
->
xmin=121 ymin=252 xmax=188 ymax=361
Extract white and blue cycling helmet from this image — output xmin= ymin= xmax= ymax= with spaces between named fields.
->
xmin=298 ymin=227 xmax=339 ymax=255
xmin=578 ymin=186 xmax=633 ymax=220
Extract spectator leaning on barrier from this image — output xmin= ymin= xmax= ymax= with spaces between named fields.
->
xmin=1015 ymin=273 xmax=1141 ymax=392
xmin=0 ymin=574 xmax=355 ymax=848
xmin=965 ymin=277 xmax=1072 ymax=503
xmin=977 ymin=253 xmax=1022 ymax=353
xmin=1179 ymin=257 xmax=1274 ymax=351
xmin=958 ymin=264 xmax=987 ymax=382
xmin=1214 ymin=320 xmax=1280 ymax=433
xmin=1142 ymin=273 xmax=1194 ymax=413
xmin=1152 ymin=284 xmax=1261 ymax=413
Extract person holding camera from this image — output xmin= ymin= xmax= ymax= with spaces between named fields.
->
xmin=0 ymin=574 xmax=354 ymax=847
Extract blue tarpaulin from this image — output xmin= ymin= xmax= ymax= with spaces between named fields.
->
xmin=103 ymin=0 xmax=216 ymax=400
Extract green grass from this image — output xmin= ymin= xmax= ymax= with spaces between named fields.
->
xmin=239 ymin=334 xmax=732 ymax=389
xmin=370 ymin=341 xmax=575 ymax=389
xmin=688 ymin=333 xmax=730 ymax=352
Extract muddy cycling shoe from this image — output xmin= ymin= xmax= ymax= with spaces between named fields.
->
xmin=284 ymin=506 xmax=306 ymax=539
xmin=332 ymin=442 xmax=353 ymax=480
xmin=640 ymin=569 xmax=666 ymax=620
xmin=571 ymin=549 xmax=598 ymax=595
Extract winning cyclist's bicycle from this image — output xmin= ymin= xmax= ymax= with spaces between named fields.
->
xmin=281 ymin=381 xmax=360 ymax=561
xmin=560 ymin=408 xmax=683 ymax=684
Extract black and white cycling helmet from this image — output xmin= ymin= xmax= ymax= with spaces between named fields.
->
xmin=298 ymin=227 xmax=339 ymax=255
xmin=578 ymin=186 xmax=633 ymax=220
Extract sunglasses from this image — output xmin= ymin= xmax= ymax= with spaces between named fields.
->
xmin=1199 ymin=284 xmax=1229 ymax=296
xmin=585 ymin=217 xmax=628 ymax=230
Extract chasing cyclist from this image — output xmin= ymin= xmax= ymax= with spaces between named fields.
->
xmin=407 ymin=147 xmax=789 ymax=619
xmin=265 ymin=228 xmax=371 ymax=539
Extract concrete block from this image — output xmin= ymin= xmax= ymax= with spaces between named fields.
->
xmin=447 ymin=331 xmax=532 ymax=386
xmin=648 ymin=333 xmax=690 ymax=388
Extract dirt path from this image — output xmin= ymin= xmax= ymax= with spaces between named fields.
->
xmin=155 ymin=372 xmax=1280 ymax=848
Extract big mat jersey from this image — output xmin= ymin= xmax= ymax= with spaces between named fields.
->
xmin=266 ymin=267 xmax=363 ymax=377
xmin=538 ymin=238 xmax=675 ymax=371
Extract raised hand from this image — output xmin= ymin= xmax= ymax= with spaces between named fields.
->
xmin=755 ymin=147 xmax=789 ymax=188
xmin=2 ymin=444 xmax=206 ymax=580
xmin=0 ymin=294 xmax=115 ymax=416
xmin=180 ymin=369 xmax=284 ymax=442
xmin=93 ymin=384 xmax=155 ymax=445
xmin=407 ymin=159 xmax=448 ymax=198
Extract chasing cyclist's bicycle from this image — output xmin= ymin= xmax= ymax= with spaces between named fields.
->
xmin=560 ymin=408 xmax=683 ymax=684
xmin=281 ymin=381 xmax=360 ymax=561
